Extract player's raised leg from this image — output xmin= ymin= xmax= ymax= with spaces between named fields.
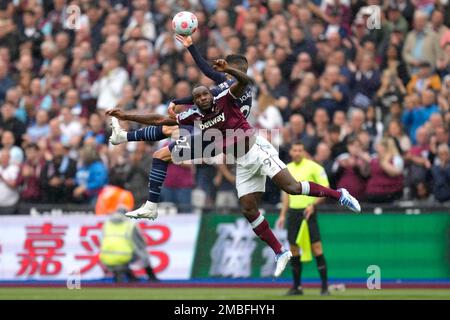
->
xmin=272 ymin=170 xmax=361 ymax=212
xmin=239 ymin=192 xmax=292 ymax=277
xmin=110 ymin=117 xmax=170 ymax=145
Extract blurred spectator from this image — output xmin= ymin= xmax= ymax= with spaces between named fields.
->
xmin=386 ymin=119 xmax=412 ymax=154
xmin=429 ymin=125 xmax=450 ymax=163
xmin=402 ymin=90 xmax=439 ymax=144
xmin=17 ymin=143 xmax=44 ymax=203
xmin=59 ymin=106 xmax=83 ymax=147
xmin=282 ymin=114 xmax=319 ymax=157
xmin=73 ymin=145 xmax=108 ymax=204
xmin=123 ymin=8 xmax=156 ymax=42
xmin=0 ymin=149 xmax=19 ymax=215
xmin=312 ymin=64 xmax=349 ymax=117
xmin=84 ymin=112 xmax=107 ymax=145
xmin=326 ymin=125 xmax=345 ymax=159
xmin=213 ymin=164 xmax=238 ymax=210
xmin=0 ymin=102 xmax=26 ymax=146
xmin=349 ymin=53 xmax=381 ymax=110
xmin=406 ymin=61 xmax=441 ymax=94
xmin=404 ymin=126 xmax=432 ymax=199
xmin=290 ymin=84 xmax=315 ymax=122
xmin=402 ymin=10 xmax=443 ymax=74
xmin=24 ymin=109 xmax=50 ymax=143
xmin=0 ymin=58 xmax=15 ymax=103
xmin=314 ymin=142 xmax=334 ymax=186
xmin=124 ymin=142 xmax=153 ymax=207
xmin=365 ymin=138 xmax=404 ymax=203
xmin=19 ymin=9 xmax=44 ymax=59
xmin=256 ymin=66 xmax=290 ymax=120
xmin=431 ymin=143 xmax=450 ymax=202
xmin=90 ymin=54 xmax=129 ymax=110
xmin=1 ymin=130 xmax=24 ymax=165
xmin=40 ymin=142 xmax=77 ymax=203
xmin=436 ymin=43 xmax=450 ymax=78
xmin=161 ymin=161 xmax=195 ymax=212
xmin=375 ymin=69 xmax=407 ymax=116
xmin=333 ymin=136 xmax=370 ymax=200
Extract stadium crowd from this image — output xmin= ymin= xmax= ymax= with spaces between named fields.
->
xmin=0 ymin=0 xmax=449 ymax=214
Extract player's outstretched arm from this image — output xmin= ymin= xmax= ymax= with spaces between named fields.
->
xmin=176 ymin=35 xmax=227 ymax=84
xmin=213 ymin=59 xmax=253 ymax=97
xmin=105 ymin=108 xmax=178 ymax=126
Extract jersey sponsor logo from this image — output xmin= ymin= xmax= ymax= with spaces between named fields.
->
xmin=178 ymin=108 xmax=202 ymax=121
xmin=198 ymin=112 xmax=225 ymax=130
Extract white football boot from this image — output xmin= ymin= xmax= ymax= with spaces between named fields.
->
xmin=274 ymin=250 xmax=293 ymax=277
xmin=109 ymin=117 xmax=128 ymax=145
xmin=338 ymin=188 xmax=361 ymax=213
xmin=125 ymin=201 xmax=158 ymax=220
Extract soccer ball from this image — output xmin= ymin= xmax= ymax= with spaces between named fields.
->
xmin=172 ymin=11 xmax=198 ymax=36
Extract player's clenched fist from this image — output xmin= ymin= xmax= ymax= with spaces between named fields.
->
xmin=212 ymin=59 xmax=228 ymax=72
xmin=105 ymin=108 xmax=126 ymax=120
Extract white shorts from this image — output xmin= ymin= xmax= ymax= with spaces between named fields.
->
xmin=235 ymin=135 xmax=287 ymax=198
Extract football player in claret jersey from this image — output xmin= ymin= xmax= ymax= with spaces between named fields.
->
xmin=106 ymin=59 xmax=360 ymax=277
xmin=109 ymin=34 xmax=253 ymax=147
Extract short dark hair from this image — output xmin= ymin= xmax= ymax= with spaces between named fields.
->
xmin=25 ymin=143 xmax=39 ymax=151
xmin=225 ymin=54 xmax=248 ymax=71
xmin=329 ymin=124 xmax=341 ymax=134
xmin=192 ymin=83 xmax=208 ymax=91
xmin=290 ymin=140 xmax=304 ymax=148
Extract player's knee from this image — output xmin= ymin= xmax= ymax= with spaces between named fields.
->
xmin=162 ymin=125 xmax=174 ymax=137
xmin=240 ymin=204 xmax=258 ymax=219
xmin=153 ymin=147 xmax=170 ymax=161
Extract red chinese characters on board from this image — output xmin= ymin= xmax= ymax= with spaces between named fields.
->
xmin=16 ymin=221 xmax=172 ymax=276
xmin=17 ymin=223 xmax=68 ymax=276
xmin=74 ymin=222 xmax=104 ymax=274
xmin=137 ymin=223 xmax=171 ymax=273
xmin=74 ymin=222 xmax=171 ymax=275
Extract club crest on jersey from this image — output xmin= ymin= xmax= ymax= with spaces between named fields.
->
xmin=198 ymin=112 xmax=225 ymax=130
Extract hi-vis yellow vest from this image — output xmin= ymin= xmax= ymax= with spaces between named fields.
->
xmin=287 ymin=158 xmax=329 ymax=209
xmin=99 ymin=220 xmax=134 ymax=266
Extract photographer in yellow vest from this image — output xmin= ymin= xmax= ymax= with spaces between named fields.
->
xmin=99 ymin=211 xmax=158 ymax=283
xmin=276 ymin=141 xmax=330 ymax=296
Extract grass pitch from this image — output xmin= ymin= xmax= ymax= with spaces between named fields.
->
xmin=0 ymin=288 xmax=448 ymax=300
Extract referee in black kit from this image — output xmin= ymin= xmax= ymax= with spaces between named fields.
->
xmin=276 ymin=141 xmax=330 ymax=296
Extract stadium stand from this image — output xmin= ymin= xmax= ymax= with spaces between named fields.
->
xmin=0 ymin=0 xmax=449 ymax=215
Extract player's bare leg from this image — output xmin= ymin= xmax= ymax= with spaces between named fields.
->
xmin=239 ymin=192 xmax=292 ymax=277
xmin=271 ymin=169 xmax=361 ymax=212
xmin=125 ymin=147 xmax=172 ymax=220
